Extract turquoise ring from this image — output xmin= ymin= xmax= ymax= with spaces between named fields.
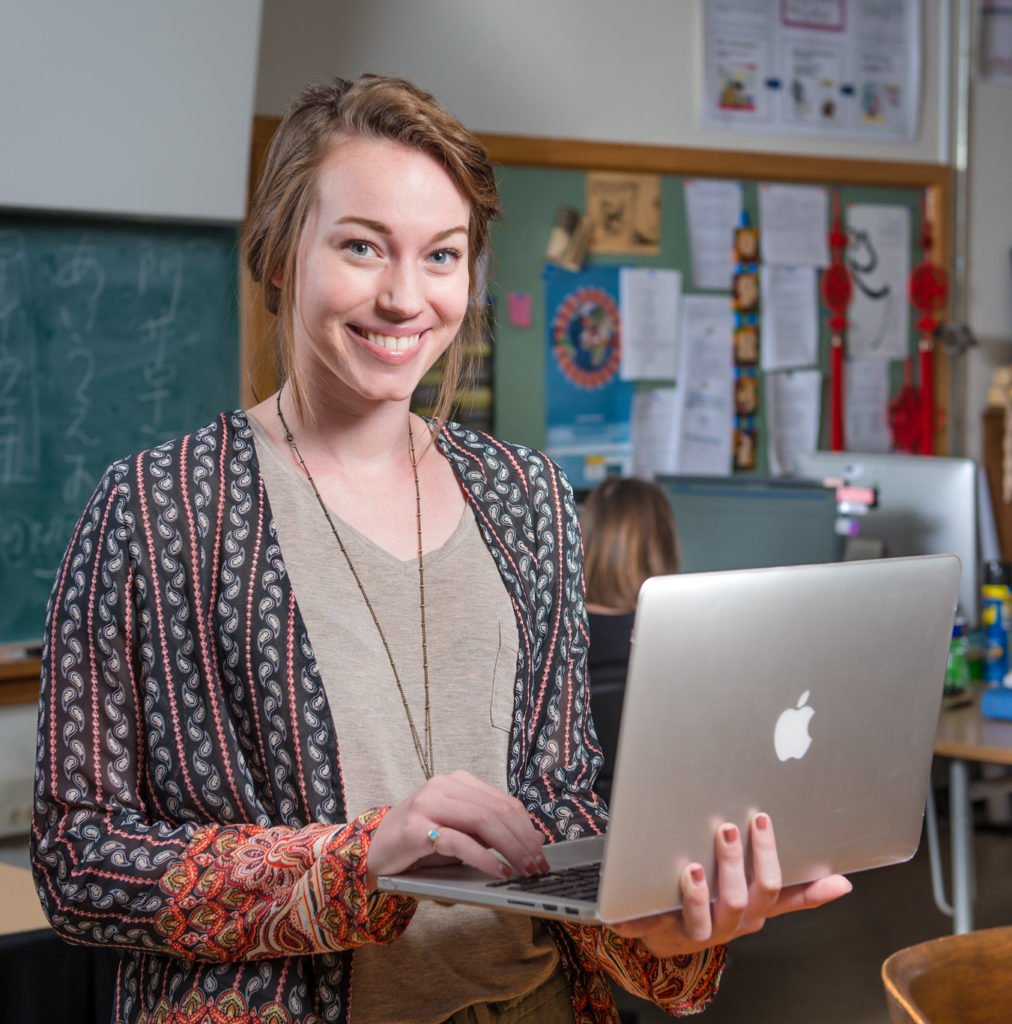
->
xmin=427 ymin=827 xmax=440 ymax=852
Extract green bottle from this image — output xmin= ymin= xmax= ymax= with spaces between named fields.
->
xmin=945 ymin=615 xmax=969 ymax=696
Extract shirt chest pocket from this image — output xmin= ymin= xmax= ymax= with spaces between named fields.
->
xmin=489 ymin=621 xmax=519 ymax=733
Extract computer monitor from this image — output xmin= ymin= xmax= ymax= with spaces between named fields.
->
xmin=793 ymin=451 xmax=978 ymax=626
xmin=655 ymin=475 xmax=841 ymax=574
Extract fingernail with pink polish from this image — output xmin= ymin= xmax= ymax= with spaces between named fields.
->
xmin=755 ymin=813 xmax=770 ymax=831
xmin=721 ymin=824 xmax=738 ymax=844
xmin=690 ymin=865 xmax=705 ymax=885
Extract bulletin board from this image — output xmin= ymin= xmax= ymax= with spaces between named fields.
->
xmin=240 ymin=124 xmax=952 ymax=478
xmin=480 ymin=135 xmax=952 ymax=475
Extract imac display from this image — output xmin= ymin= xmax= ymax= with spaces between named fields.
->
xmin=793 ymin=451 xmax=979 ymax=626
xmin=656 ymin=475 xmax=841 ymax=573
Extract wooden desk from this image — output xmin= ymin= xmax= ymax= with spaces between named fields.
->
xmin=0 ymin=862 xmax=118 ymax=1023
xmin=0 ymin=654 xmax=42 ymax=706
xmin=0 ymin=861 xmax=48 ymax=936
xmin=935 ymin=692 xmax=1012 ymax=765
xmin=930 ymin=692 xmax=1012 ymax=934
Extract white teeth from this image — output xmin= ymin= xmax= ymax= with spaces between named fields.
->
xmin=365 ymin=331 xmax=420 ymax=352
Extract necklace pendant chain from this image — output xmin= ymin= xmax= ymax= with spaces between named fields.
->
xmin=275 ymin=390 xmax=434 ymax=780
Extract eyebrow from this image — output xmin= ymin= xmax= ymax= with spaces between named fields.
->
xmin=335 ymin=216 xmax=468 ymax=245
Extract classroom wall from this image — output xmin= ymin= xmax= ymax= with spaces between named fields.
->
xmin=964 ymin=69 xmax=1012 ymax=458
xmin=0 ymin=0 xmax=262 ymax=221
xmin=1 ymin=0 xmax=1009 ymax=836
xmin=254 ymin=0 xmax=1011 ymax=461
xmin=254 ymin=0 xmax=947 ymax=160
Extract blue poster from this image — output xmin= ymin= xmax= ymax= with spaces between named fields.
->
xmin=543 ymin=264 xmax=634 ymax=489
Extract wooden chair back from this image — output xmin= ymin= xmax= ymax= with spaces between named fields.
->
xmin=882 ymin=925 xmax=1012 ymax=1023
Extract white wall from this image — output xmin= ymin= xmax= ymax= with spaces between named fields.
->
xmin=255 ymin=0 xmax=946 ymax=161
xmin=964 ymin=70 xmax=1012 ymax=460
xmin=0 ymin=0 xmax=262 ymax=221
xmin=254 ymin=0 xmax=1011 ymax=459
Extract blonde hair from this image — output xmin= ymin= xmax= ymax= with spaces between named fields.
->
xmin=581 ymin=477 xmax=681 ymax=612
xmin=242 ymin=74 xmax=502 ymax=428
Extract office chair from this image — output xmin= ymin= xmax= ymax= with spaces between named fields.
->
xmin=588 ymin=663 xmax=628 ymax=805
xmin=881 ymin=925 xmax=1012 ymax=1023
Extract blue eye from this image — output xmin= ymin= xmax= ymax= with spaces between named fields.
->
xmin=345 ymin=240 xmax=376 ymax=257
xmin=429 ymin=248 xmax=462 ymax=266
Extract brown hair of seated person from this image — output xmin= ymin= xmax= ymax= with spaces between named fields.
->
xmin=581 ymin=476 xmax=681 ymax=613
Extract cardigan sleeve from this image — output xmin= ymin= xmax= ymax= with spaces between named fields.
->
xmin=559 ymin=924 xmax=727 ymax=1016
xmin=31 ymin=460 xmax=416 ymax=961
xmin=510 ymin=452 xmax=724 ymax=1014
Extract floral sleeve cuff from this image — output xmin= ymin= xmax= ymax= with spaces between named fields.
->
xmin=316 ymin=807 xmax=419 ymax=947
xmin=156 ymin=807 xmax=417 ymax=960
xmin=560 ymin=922 xmax=726 ymax=1013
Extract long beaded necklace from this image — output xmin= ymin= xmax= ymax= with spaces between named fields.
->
xmin=275 ymin=389 xmax=434 ymax=780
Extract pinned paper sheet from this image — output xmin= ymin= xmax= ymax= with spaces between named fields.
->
xmin=765 ymin=368 xmax=821 ymax=477
xmin=669 ymin=295 xmax=735 ymax=476
xmin=758 ymin=184 xmax=829 ymax=267
xmin=845 ymin=203 xmax=910 ymax=360
xmin=506 ymin=292 xmax=533 ymax=328
xmin=684 ymin=178 xmax=743 ymax=290
xmin=619 ymin=267 xmax=681 ymax=380
xmin=760 ymin=265 xmax=818 ymax=370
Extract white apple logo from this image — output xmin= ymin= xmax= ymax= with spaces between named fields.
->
xmin=774 ymin=690 xmax=815 ymax=762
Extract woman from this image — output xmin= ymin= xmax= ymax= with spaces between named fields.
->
xmin=31 ymin=75 xmax=850 ymax=1023
xmin=580 ymin=477 xmax=682 ymax=804
xmin=581 ymin=476 xmax=682 ymax=680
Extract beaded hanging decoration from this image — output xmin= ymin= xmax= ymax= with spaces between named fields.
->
xmin=732 ymin=216 xmax=760 ymax=470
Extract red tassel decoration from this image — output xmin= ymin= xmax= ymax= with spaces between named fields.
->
xmin=907 ymin=194 xmax=947 ymax=455
xmin=830 ymin=336 xmax=844 ymax=451
xmin=918 ymin=339 xmax=934 ymax=454
xmin=821 ymin=191 xmax=852 ymax=452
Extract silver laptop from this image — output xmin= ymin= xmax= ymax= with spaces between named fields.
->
xmin=378 ymin=554 xmax=960 ymax=924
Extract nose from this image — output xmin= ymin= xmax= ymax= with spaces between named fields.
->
xmin=377 ymin=260 xmax=424 ymax=318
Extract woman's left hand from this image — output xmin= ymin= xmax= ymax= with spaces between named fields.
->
xmin=609 ymin=812 xmax=852 ymax=959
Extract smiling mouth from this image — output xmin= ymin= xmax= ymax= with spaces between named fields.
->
xmin=354 ymin=327 xmax=423 ymax=352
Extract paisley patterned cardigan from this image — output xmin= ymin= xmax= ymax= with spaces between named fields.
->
xmin=31 ymin=412 xmax=725 ymax=1023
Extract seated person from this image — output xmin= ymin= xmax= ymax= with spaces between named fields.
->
xmin=581 ymin=476 xmax=681 ymax=678
xmin=581 ymin=477 xmax=680 ymax=801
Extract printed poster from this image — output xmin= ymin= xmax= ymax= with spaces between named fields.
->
xmin=543 ymin=264 xmax=634 ymax=488
xmin=702 ymin=0 xmax=921 ymax=141
xmin=845 ymin=203 xmax=911 ymax=360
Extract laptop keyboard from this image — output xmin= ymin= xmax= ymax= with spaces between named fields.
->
xmin=487 ymin=862 xmax=601 ymax=901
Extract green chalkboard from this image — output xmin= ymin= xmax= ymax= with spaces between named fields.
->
xmin=488 ymin=162 xmax=928 ymax=476
xmin=0 ymin=214 xmax=239 ymax=646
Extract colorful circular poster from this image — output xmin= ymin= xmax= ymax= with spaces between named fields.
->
xmin=551 ymin=286 xmax=622 ymax=389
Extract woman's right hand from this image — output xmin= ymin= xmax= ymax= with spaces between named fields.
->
xmin=365 ymin=770 xmax=551 ymax=889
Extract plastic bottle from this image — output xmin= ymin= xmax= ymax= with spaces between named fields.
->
xmin=945 ymin=614 xmax=969 ymax=695
xmin=981 ymin=560 xmax=1012 ymax=685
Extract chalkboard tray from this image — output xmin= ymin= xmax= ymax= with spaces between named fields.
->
xmin=0 ymin=213 xmax=239 ymax=646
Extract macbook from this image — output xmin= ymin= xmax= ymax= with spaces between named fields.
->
xmin=378 ymin=554 xmax=960 ymax=924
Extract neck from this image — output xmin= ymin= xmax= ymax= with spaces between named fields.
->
xmin=276 ymin=386 xmax=427 ymax=473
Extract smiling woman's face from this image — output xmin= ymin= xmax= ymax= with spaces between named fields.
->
xmin=291 ymin=135 xmax=471 ymax=414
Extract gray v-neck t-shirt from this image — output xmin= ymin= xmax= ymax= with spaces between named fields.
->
xmin=250 ymin=418 xmax=558 ymax=1023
